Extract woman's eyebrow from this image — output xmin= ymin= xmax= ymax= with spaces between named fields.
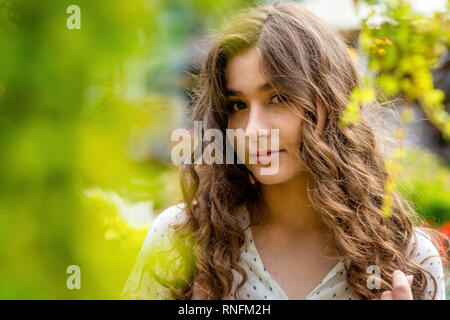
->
xmin=225 ymin=82 xmax=273 ymax=96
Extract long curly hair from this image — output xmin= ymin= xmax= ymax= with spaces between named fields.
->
xmin=165 ymin=1 xmax=449 ymax=300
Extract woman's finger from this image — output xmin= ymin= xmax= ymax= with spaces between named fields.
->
xmin=392 ymin=270 xmax=413 ymax=300
xmin=380 ymin=290 xmax=394 ymax=300
xmin=406 ymin=275 xmax=413 ymax=287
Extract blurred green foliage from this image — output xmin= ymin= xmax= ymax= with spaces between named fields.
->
xmin=342 ymin=0 xmax=450 ymax=218
xmin=346 ymin=0 xmax=450 ymax=136
xmin=398 ymin=148 xmax=450 ymax=226
xmin=0 ymin=0 xmax=256 ymax=299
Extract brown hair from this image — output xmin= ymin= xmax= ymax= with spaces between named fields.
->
xmin=165 ymin=0 xmax=448 ymax=299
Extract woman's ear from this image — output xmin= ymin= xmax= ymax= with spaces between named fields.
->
xmin=314 ymin=96 xmax=326 ymax=137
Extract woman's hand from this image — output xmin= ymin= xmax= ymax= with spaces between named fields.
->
xmin=380 ymin=270 xmax=414 ymax=300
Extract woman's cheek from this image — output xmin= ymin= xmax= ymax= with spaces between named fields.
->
xmin=226 ymin=126 xmax=248 ymax=165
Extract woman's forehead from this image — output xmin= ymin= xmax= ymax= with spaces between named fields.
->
xmin=225 ymin=47 xmax=272 ymax=95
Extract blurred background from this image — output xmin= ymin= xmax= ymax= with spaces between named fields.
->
xmin=0 ymin=0 xmax=448 ymax=299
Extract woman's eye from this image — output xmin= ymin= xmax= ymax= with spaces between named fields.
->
xmin=229 ymin=101 xmax=247 ymax=113
xmin=271 ymin=94 xmax=289 ymax=104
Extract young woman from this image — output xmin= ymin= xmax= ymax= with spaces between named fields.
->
xmin=122 ymin=1 xmax=448 ymax=300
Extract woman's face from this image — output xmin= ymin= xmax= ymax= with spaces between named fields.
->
xmin=225 ymin=46 xmax=305 ymax=185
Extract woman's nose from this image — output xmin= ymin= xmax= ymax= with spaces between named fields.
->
xmin=244 ymin=103 xmax=271 ymax=146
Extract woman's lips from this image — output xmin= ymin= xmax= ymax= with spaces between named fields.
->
xmin=250 ymin=150 xmax=284 ymax=164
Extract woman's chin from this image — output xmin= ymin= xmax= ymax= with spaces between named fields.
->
xmin=252 ymin=169 xmax=294 ymax=185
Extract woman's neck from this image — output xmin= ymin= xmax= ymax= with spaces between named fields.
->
xmin=254 ymin=170 xmax=324 ymax=235
xmin=247 ymin=171 xmax=339 ymax=267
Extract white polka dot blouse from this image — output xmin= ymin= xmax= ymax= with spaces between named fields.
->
xmin=121 ymin=203 xmax=447 ymax=300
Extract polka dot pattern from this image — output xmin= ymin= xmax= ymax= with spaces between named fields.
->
xmin=226 ymin=205 xmax=447 ymax=300
xmin=121 ymin=203 xmax=447 ymax=300
xmin=408 ymin=229 xmax=447 ymax=300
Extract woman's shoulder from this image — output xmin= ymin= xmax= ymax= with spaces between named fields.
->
xmin=409 ymin=227 xmax=447 ymax=299
xmin=143 ymin=202 xmax=189 ymax=249
xmin=121 ymin=203 xmax=190 ymax=300
xmin=408 ymin=227 xmax=441 ymax=259
xmin=151 ymin=203 xmax=188 ymax=230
